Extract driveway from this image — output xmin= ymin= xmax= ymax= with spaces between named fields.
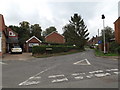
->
xmin=2 ymin=53 xmax=35 ymax=61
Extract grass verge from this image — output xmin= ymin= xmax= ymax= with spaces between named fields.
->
xmin=94 ymin=49 xmax=118 ymax=56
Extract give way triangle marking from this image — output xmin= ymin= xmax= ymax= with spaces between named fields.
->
xmin=73 ymin=59 xmax=91 ymax=65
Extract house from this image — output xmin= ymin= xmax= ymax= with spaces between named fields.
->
xmin=0 ymin=14 xmax=19 ymax=56
xmin=87 ymin=35 xmax=100 ymax=46
xmin=45 ymin=31 xmax=65 ymax=44
xmin=0 ymin=14 xmax=7 ymax=56
xmin=24 ymin=36 xmax=42 ymax=52
xmin=114 ymin=17 xmax=120 ymax=44
xmin=6 ymin=28 xmax=19 ymax=52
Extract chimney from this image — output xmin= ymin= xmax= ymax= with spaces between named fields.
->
xmin=118 ymin=1 xmax=120 ymax=18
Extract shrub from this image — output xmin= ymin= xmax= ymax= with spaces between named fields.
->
xmin=32 ymin=45 xmax=79 ymax=55
xmin=109 ymin=41 xmax=120 ymax=53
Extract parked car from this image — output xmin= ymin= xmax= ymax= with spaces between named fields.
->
xmin=11 ymin=46 xmax=22 ymax=54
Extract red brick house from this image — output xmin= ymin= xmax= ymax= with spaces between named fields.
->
xmin=0 ymin=14 xmax=6 ymax=56
xmin=24 ymin=36 xmax=42 ymax=52
xmin=6 ymin=28 xmax=19 ymax=52
xmin=45 ymin=31 xmax=65 ymax=44
xmin=114 ymin=17 xmax=120 ymax=44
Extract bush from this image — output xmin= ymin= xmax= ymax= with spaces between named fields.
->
xmin=32 ymin=45 xmax=79 ymax=55
xmin=109 ymin=41 xmax=120 ymax=53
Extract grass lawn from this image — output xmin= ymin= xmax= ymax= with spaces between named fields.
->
xmin=95 ymin=49 xmax=118 ymax=56
xmin=33 ymin=50 xmax=82 ymax=58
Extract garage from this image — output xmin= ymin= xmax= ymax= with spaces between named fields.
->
xmin=24 ymin=36 xmax=42 ymax=52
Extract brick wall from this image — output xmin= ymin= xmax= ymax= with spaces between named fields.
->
xmin=45 ymin=32 xmax=65 ymax=44
xmin=114 ymin=17 xmax=120 ymax=44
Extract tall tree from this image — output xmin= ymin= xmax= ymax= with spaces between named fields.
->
xmin=101 ymin=26 xmax=114 ymax=42
xmin=30 ymin=24 xmax=42 ymax=40
xmin=19 ymin=21 xmax=30 ymax=47
xmin=63 ymin=13 xmax=89 ymax=49
xmin=42 ymin=26 xmax=57 ymax=36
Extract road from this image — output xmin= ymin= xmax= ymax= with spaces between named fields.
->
xmin=2 ymin=49 xmax=119 ymax=88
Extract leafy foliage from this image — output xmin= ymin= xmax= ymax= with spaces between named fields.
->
xmin=63 ymin=13 xmax=89 ymax=49
xmin=32 ymin=45 xmax=79 ymax=55
xmin=101 ymin=26 xmax=114 ymax=42
xmin=42 ymin=26 xmax=57 ymax=37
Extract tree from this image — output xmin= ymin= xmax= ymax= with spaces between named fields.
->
xmin=42 ymin=26 xmax=57 ymax=36
xmin=19 ymin=21 xmax=31 ymax=47
xmin=63 ymin=13 xmax=89 ymax=49
xmin=101 ymin=26 xmax=114 ymax=42
xmin=30 ymin=24 xmax=42 ymax=40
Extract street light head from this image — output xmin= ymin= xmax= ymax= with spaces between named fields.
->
xmin=102 ymin=14 xmax=105 ymax=19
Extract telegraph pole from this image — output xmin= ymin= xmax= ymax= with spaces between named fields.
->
xmin=101 ymin=14 xmax=106 ymax=54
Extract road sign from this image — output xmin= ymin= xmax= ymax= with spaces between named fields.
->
xmin=98 ymin=40 xmax=102 ymax=44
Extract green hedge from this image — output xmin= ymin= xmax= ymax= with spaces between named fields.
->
xmin=32 ymin=45 xmax=80 ymax=54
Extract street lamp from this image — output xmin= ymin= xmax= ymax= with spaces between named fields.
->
xmin=101 ymin=14 xmax=106 ymax=54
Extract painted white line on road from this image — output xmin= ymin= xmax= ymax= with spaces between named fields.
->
xmin=52 ymin=78 xmax=68 ymax=83
xmin=29 ymin=76 xmax=41 ymax=79
xmin=48 ymin=74 xmax=64 ymax=78
xmin=106 ymin=69 xmax=118 ymax=72
xmin=74 ymin=76 xmax=83 ymax=80
xmin=72 ymin=73 xmax=85 ymax=76
xmin=94 ymin=73 xmax=111 ymax=78
xmin=19 ymin=81 xmax=40 ymax=86
xmin=89 ymin=70 xmax=103 ymax=74
xmin=0 ymin=62 xmax=7 ymax=65
xmin=86 ymin=74 xmax=93 ymax=79
xmin=73 ymin=59 xmax=91 ymax=65
xmin=113 ymin=72 xmax=119 ymax=75
xmin=19 ymin=65 xmax=56 ymax=86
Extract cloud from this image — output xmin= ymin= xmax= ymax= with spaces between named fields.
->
xmin=0 ymin=0 xmax=119 ymax=38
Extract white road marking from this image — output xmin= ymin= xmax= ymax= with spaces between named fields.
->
xmin=89 ymin=70 xmax=103 ymax=74
xmin=106 ymin=69 xmax=118 ymax=72
xmin=113 ymin=72 xmax=119 ymax=75
xmin=94 ymin=73 xmax=111 ymax=78
xmin=74 ymin=76 xmax=83 ymax=80
xmin=19 ymin=81 xmax=40 ymax=86
xmin=52 ymin=78 xmax=68 ymax=83
xmin=73 ymin=59 xmax=91 ymax=65
xmin=29 ymin=76 xmax=41 ymax=79
xmin=48 ymin=74 xmax=64 ymax=78
xmin=0 ymin=62 xmax=7 ymax=65
xmin=86 ymin=74 xmax=94 ymax=79
xmin=72 ymin=73 xmax=85 ymax=76
xmin=19 ymin=65 xmax=56 ymax=86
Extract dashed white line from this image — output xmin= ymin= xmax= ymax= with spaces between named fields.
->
xmin=52 ymin=78 xmax=68 ymax=83
xmin=48 ymin=74 xmax=65 ymax=78
xmin=19 ymin=65 xmax=56 ymax=86
xmin=89 ymin=70 xmax=103 ymax=74
xmin=74 ymin=76 xmax=84 ymax=80
xmin=94 ymin=73 xmax=111 ymax=78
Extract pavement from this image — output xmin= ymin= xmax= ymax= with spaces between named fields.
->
xmin=2 ymin=49 xmax=119 ymax=88
xmin=2 ymin=53 xmax=35 ymax=61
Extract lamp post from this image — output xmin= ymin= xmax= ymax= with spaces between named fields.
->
xmin=101 ymin=14 xmax=106 ymax=54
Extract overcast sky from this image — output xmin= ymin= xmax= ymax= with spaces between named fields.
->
xmin=0 ymin=0 xmax=119 ymax=38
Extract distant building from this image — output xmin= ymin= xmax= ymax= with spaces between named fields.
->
xmin=45 ymin=31 xmax=65 ymax=44
xmin=114 ymin=17 xmax=120 ymax=44
xmin=87 ymin=35 xmax=100 ymax=46
xmin=24 ymin=36 xmax=42 ymax=52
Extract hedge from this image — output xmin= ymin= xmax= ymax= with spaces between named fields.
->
xmin=32 ymin=45 xmax=80 ymax=55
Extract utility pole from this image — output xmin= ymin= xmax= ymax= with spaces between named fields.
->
xmin=101 ymin=14 xmax=106 ymax=54
xmin=98 ymin=29 xmax=99 ymax=37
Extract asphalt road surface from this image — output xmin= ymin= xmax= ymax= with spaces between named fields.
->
xmin=2 ymin=49 xmax=119 ymax=88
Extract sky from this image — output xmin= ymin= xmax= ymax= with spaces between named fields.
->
xmin=0 ymin=0 xmax=119 ymax=38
